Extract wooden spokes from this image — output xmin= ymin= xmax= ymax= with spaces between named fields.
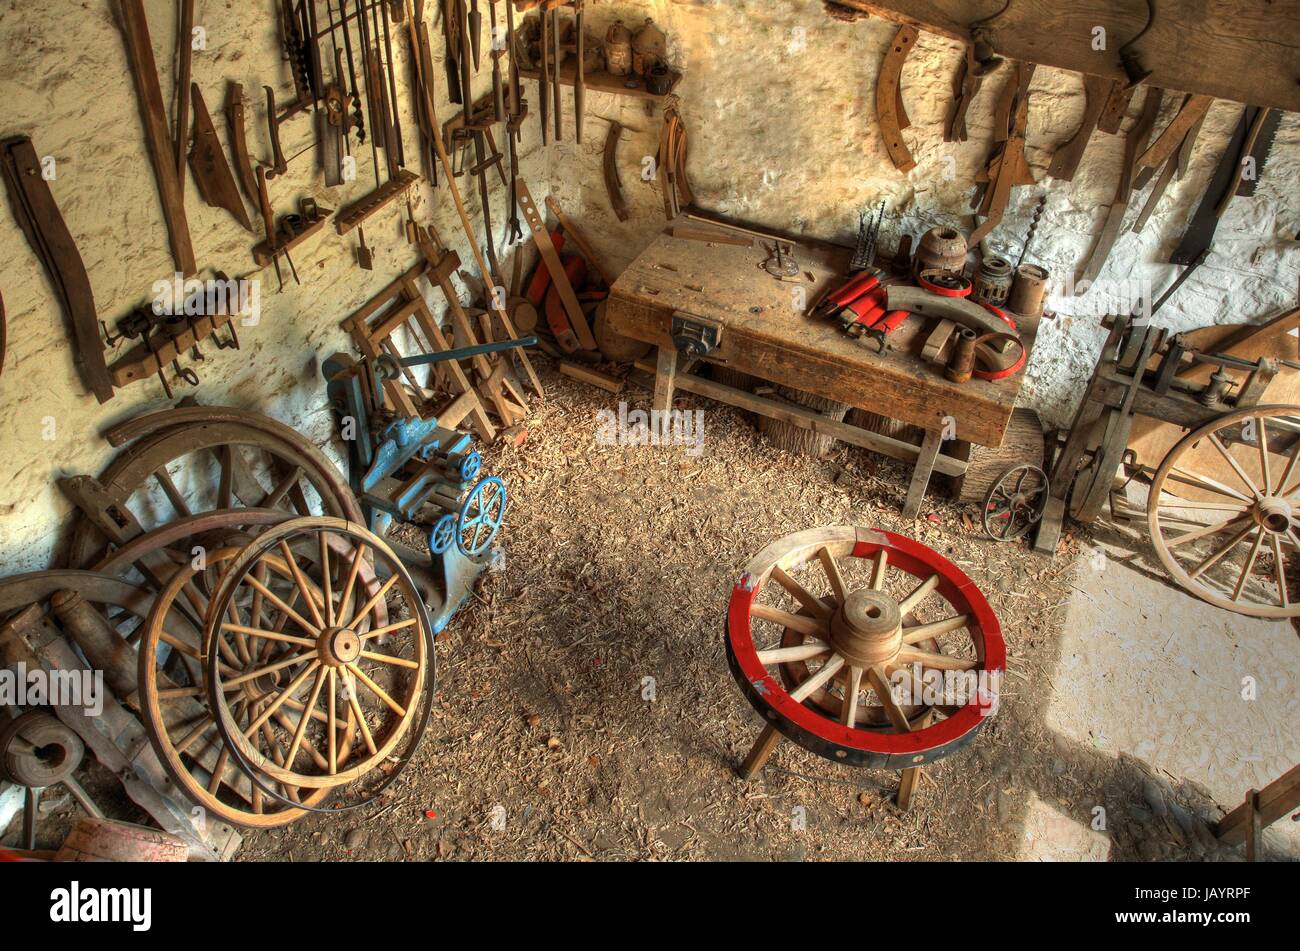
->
xmin=1147 ymin=405 xmax=1300 ymax=617
xmin=136 ymin=548 xmax=337 ymax=828
xmin=205 ymin=519 xmax=433 ymax=793
xmin=727 ymin=527 xmax=1005 ymax=779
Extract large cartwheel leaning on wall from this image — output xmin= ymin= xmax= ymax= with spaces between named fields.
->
xmin=724 ymin=526 xmax=1005 ymax=810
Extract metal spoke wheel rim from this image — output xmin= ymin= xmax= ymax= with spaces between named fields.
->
xmin=456 ymin=476 xmax=507 ymax=557
xmin=726 ymin=526 xmax=1005 ymax=770
xmin=204 ymin=518 xmax=435 ymax=809
xmin=982 ymin=463 xmax=1048 ymax=541
xmin=1147 ymin=404 xmax=1300 ymax=618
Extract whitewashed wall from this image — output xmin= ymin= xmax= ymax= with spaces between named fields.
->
xmin=0 ymin=0 xmax=1297 ymax=572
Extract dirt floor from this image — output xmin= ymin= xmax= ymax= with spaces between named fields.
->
xmin=4 ymin=362 xmax=1283 ymax=861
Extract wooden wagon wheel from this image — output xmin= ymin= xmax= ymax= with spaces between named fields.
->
xmin=726 ymin=526 xmax=1005 ymax=809
xmin=204 ymin=518 xmax=434 ymax=798
xmin=138 ymin=540 xmax=384 ymax=828
xmin=1147 ymin=404 xmax=1300 ymax=618
xmin=65 ymin=420 xmax=362 ymax=570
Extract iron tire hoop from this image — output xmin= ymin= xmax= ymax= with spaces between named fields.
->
xmin=1147 ymin=404 xmax=1300 ymax=619
xmin=204 ymin=517 xmax=437 ymax=813
xmin=457 ymin=476 xmax=507 ymax=557
xmin=982 ymin=463 xmax=1048 ymax=542
xmin=138 ymin=547 xmax=334 ymax=828
xmin=725 ymin=526 xmax=1005 ymax=770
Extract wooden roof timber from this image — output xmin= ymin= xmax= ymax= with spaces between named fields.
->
xmin=828 ymin=0 xmax=1300 ymax=114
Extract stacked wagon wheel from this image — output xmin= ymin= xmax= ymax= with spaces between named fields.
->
xmin=201 ymin=518 xmax=435 ymax=814
xmin=1146 ymin=405 xmax=1300 ymax=618
xmin=63 ymin=407 xmax=364 ymax=575
xmin=10 ymin=407 xmax=435 ymax=832
xmin=725 ymin=526 xmax=1005 ymax=809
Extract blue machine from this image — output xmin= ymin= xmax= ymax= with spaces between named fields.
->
xmin=323 ymin=346 xmax=521 ymax=633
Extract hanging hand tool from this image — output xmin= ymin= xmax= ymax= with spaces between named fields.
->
xmin=1014 ymin=195 xmax=1045 ymax=268
xmin=263 ymin=85 xmax=290 ymax=179
xmin=116 ymin=0 xmax=197 ymax=277
xmin=505 ymin=0 xmax=522 ymax=133
xmin=468 ymin=0 xmax=483 ymax=70
xmin=550 ymin=0 xmax=563 ymax=141
xmin=188 ymin=83 xmax=254 ymax=230
xmin=256 ymin=165 xmax=287 ymax=291
xmin=442 ymin=0 xmax=464 ymax=104
xmin=574 ymin=0 xmax=585 ymax=143
xmin=1075 ymin=87 xmax=1162 ymax=288
xmin=225 ymin=82 xmax=262 ymax=205
xmin=538 ymin=4 xmax=552 ymax=144
xmin=489 ymin=0 xmax=506 ymax=122
xmin=380 ymin=0 xmax=405 ymax=168
xmin=329 ymin=0 xmax=365 ymax=141
xmin=174 ymin=0 xmax=196 ymax=187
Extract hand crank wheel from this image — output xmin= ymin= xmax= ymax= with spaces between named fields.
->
xmin=726 ymin=526 xmax=1004 ymax=770
xmin=204 ymin=518 xmax=434 ymax=800
xmin=457 ymin=476 xmax=507 ymax=557
xmin=1147 ymin=404 xmax=1300 ymax=617
xmin=981 ymin=463 xmax=1048 ymax=541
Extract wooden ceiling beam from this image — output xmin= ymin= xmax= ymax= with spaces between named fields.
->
xmin=828 ymin=0 xmax=1300 ymax=114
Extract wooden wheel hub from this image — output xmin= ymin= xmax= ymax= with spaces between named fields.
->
xmin=830 ymin=590 xmax=902 ymax=668
xmin=319 ymin=626 xmax=362 ymax=667
xmin=1253 ymin=496 xmax=1293 ymax=535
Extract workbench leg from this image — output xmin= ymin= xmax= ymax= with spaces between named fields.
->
xmin=903 ymin=429 xmax=943 ymax=519
xmin=737 ymin=723 xmax=782 ymax=780
xmin=653 ymin=345 xmax=677 ymax=413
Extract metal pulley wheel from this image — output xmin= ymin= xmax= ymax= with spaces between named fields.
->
xmin=1147 ymin=405 xmax=1300 ymax=617
xmin=982 ymin=464 xmax=1048 ymax=541
xmin=726 ymin=527 xmax=1004 ymax=806
xmin=204 ymin=518 xmax=435 ymax=811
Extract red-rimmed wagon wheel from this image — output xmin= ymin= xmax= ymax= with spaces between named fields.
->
xmin=204 ymin=518 xmax=434 ymax=806
xmin=725 ymin=526 xmax=1005 ymax=809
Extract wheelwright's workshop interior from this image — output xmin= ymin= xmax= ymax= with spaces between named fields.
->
xmin=0 ymin=0 xmax=1297 ymax=863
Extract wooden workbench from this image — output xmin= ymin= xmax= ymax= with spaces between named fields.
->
xmin=605 ymin=219 xmax=1036 ymax=516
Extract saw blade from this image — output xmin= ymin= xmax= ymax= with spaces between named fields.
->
xmin=1236 ymin=107 xmax=1281 ymax=197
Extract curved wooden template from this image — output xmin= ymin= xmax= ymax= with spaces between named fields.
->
xmin=875 ymin=25 xmax=919 ymax=173
xmin=602 ymin=120 xmax=629 ymax=222
xmin=1137 ymin=94 xmax=1213 ymax=172
xmin=1047 ymin=75 xmax=1112 ymax=181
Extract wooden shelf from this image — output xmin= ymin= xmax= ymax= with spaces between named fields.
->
xmin=251 ymin=212 xmax=331 ymax=267
xmin=516 ymin=63 xmax=681 ymax=101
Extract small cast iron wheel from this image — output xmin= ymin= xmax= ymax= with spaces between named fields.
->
xmin=205 ymin=518 xmax=433 ymax=792
xmin=429 ymin=514 xmax=456 ymax=555
xmin=457 ymin=476 xmax=507 ymax=557
xmin=138 ymin=546 xmax=365 ymax=828
xmin=726 ymin=526 xmax=1005 ymax=770
xmin=1147 ymin=404 xmax=1300 ymax=618
xmin=982 ymin=464 xmax=1048 ymax=541
xmin=67 ymin=420 xmax=362 ymax=569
